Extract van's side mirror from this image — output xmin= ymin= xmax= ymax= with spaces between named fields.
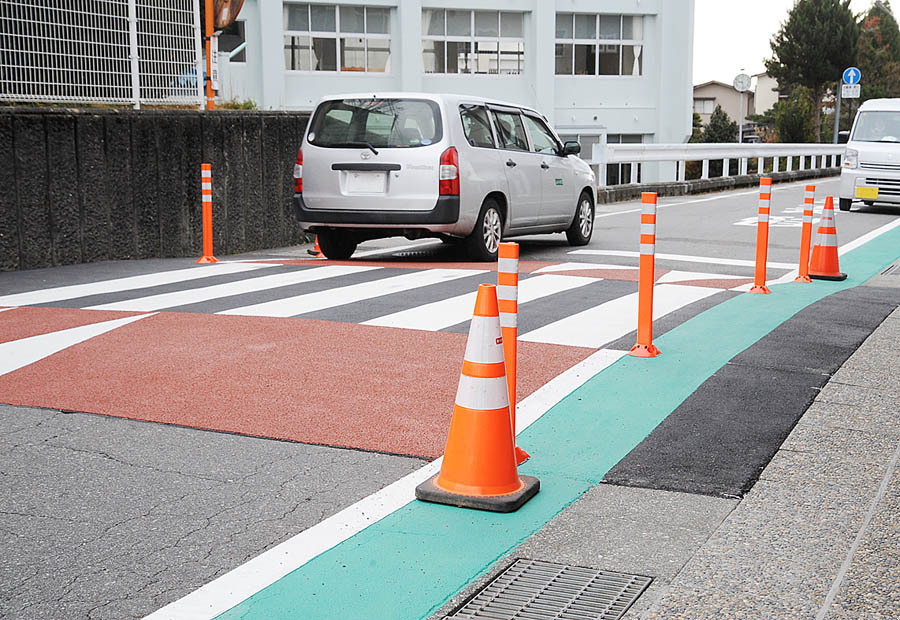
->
xmin=563 ymin=141 xmax=581 ymax=155
xmin=838 ymin=130 xmax=850 ymax=144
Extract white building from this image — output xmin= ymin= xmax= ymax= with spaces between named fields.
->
xmin=220 ymin=0 xmax=695 ymax=182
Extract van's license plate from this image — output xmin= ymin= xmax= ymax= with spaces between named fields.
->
xmin=347 ymin=171 xmax=386 ymax=194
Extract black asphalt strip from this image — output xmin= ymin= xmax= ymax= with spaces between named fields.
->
xmin=602 ymin=285 xmax=900 ymax=498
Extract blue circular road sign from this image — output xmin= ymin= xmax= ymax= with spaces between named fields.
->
xmin=843 ymin=67 xmax=861 ymax=85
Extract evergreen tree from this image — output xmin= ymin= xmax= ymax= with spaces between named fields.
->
xmin=689 ymin=112 xmax=704 ymax=143
xmin=702 ymin=106 xmax=738 ymax=176
xmin=766 ymin=0 xmax=859 ymax=141
xmin=702 ymin=105 xmax=738 ymax=143
xmin=858 ymin=1 xmax=900 ymax=101
xmin=775 ymin=87 xmax=816 ymax=142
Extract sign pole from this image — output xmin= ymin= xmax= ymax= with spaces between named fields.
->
xmin=833 ymin=80 xmax=842 ymax=144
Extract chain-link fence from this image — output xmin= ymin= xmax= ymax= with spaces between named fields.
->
xmin=0 ymin=0 xmax=203 ymax=107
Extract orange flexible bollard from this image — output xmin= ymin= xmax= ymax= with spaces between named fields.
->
xmin=809 ymin=196 xmax=847 ymax=281
xmin=415 ymin=284 xmax=539 ymax=513
xmin=307 ymin=235 xmax=324 ymax=258
xmin=498 ymin=243 xmax=529 ymax=465
xmin=629 ymin=192 xmax=660 ymax=358
xmin=196 ymin=164 xmax=218 ymax=264
xmin=794 ymin=184 xmax=816 ymax=283
xmin=749 ymin=177 xmax=772 ymax=294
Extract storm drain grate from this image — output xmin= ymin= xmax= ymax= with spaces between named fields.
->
xmin=881 ymin=264 xmax=900 ymax=276
xmin=447 ymin=559 xmax=652 ymax=620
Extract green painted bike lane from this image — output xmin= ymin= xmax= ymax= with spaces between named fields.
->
xmin=219 ymin=227 xmax=900 ymax=620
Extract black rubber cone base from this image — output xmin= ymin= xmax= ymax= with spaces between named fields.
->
xmin=415 ymin=474 xmax=540 ymax=513
xmin=810 ymin=272 xmax=848 ymax=281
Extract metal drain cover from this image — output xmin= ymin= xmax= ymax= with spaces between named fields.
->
xmin=447 ymin=559 xmax=652 ymax=620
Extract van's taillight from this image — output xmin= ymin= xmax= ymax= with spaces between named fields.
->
xmin=439 ymin=147 xmax=459 ymax=196
xmin=293 ymin=148 xmax=303 ymax=193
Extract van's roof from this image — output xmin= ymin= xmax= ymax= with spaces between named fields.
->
xmin=314 ymin=92 xmax=542 ymax=117
xmin=858 ymin=98 xmax=900 ymax=111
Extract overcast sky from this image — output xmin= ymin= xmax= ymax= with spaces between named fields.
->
xmin=693 ymin=0 xmax=876 ymax=86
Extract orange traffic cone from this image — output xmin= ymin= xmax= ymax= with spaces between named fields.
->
xmin=809 ymin=196 xmax=847 ymax=281
xmin=415 ymin=284 xmax=540 ymax=513
xmin=307 ymin=235 xmax=324 ymax=258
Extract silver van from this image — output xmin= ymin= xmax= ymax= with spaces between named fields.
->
xmin=293 ymin=92 xmax=597 ymax=260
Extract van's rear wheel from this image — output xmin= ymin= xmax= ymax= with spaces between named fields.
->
xmin=839 ymin=198 xmax=852 ymax=211
xmin=317 ymin=230 xmax=358 ymax=260
xmin=466 ymin=200 xmax=503 ymax=261
xmin=566 ymin=191 xmax=594 ymax=246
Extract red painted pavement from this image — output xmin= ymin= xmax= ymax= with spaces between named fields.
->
xmin=0 ymin=313 xmax=593 ymax=459
xmin=0 ymin=307 xmax=141 ymax=344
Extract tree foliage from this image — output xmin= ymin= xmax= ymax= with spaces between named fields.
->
xmin=766 ymin=0 xmax=859 ymax=141
xmin=689 ymin=112 xmax=704 ymax=143
xmin=702 ymin=105 xmax=738 ymax=143
xmin=775 ymin=87 xmax=816 ymax=142
xmin=858 ymin=1 xmax=900 ymax=100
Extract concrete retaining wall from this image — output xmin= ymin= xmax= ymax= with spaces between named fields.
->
xmin=597 ymin=167 xmax=841 ymax=204
xmin=0 ymin=108 xmax=310 ymax=271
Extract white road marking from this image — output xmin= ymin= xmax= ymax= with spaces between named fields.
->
xmin=520 ymin=284 xmax=720 ymax=348
xmin=533 ymin=262 xmax=638 ymax=274
xmin=571 ymin=249 xmax=796 ymax=270
xmin=218 ymin=268 xmax=487 ymax=317
xmin=84 ymin=266 xmax=380 ymax=312
xmin=0 ymin=263 xmax=272 ymax=307
xmin=363 ymin=274 xmax=596 ymax=331
xmin=0 ymin=307 xmax=16 ymax=313
xmin=0 ymin=313 xmax=153 ymax=377
xmin=143 ymin=347 xmax=626 ymax=620
xmin=657 ymin=270 xmax=747 ymax=283
xmin=353 ymin=239 xmax=444 ymax=258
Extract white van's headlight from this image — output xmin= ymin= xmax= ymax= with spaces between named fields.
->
xmin=843 ymin=148 xmax=858 ymax=169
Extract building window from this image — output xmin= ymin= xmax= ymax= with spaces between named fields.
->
xmin=218 ymin=20 xmax=246 ymax=63
xmin=694 ymin=98 xmax=715 ymax=115
xmin=555 ymin=14 xmax=643 ymax=76
xmin=283 ymin=4 xmax=391 ymax=72
xmin=422 ymin=9 xmax=524 ymax=75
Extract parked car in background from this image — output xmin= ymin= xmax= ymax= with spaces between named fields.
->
xmin=292 ymin=92 xmax=596 ymax=260
xmin=839 ymin=98 xmax=900 ymax=211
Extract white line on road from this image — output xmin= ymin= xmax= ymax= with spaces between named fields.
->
xmin=0 ymin=263 xmax=272 ymax=307
xmin=142 ymin=347 xmax=626 ymax=620
xmin=84 ymin=265 xmax=380 ymax=312
xmin=362 ymin=274 xmax=596 ymax=331
xmin=533 ymin=262 xmax=638 ymax=274
xmin=0 ymin=313 xmax=153 ymax=377
xmin=218 ymin=268 xmax=487 ymax=317
xmin=520 ymin=284 xmax=720 ymax=348
xmin=570 ymin=249 xmax=796 ymax=270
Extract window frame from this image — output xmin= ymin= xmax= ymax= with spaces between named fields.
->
xmin=488 ymin=106 xmax=531 ymax=152
xmin=554 ymin=13 xmax=643 ymax=77
xmin=522 ymin=113 xmax=564 ymax=156
xmin=422 ymin=9 xmax=525 ymax=76
xmin=283 ymin=4 xmax=392 ymax=74
xmin=459 ymin=104 xmax=498 ymax=150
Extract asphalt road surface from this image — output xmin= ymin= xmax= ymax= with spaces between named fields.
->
xmin=1 ymin=177 xmax=898 ymax=619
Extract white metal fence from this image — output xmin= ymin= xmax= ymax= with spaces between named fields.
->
xmin=594 ymin=143 xmax=846 ymax=186
xmin=0 ymin=0 xmax=203 ymax=107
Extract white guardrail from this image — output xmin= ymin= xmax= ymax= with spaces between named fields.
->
xmin=593 ymin=143 xmax=846 ymax=186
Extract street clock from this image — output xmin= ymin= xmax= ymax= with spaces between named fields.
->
xmin=733 ymin=73 xmax=751 ymax=92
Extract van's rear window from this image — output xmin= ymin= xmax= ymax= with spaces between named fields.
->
xmin=307 ymin=99 xmax=442 ymax=148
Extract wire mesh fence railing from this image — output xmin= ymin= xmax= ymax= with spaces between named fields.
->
xmin=0 ymin=0 xmax=203 ymax=107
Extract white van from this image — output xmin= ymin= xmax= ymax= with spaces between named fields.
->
xmin=839 ymin=98 xmax=900 ymax=211
xmin=292 ymin=93 xmax=597 ymax=260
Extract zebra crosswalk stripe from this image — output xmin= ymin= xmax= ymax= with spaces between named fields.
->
xmin=520 ymin=284 xmax=720 ymax=348
xmin=0 ymin=262 xmax=272 ymax=307
xmin=84 ymin=265 xmax=380 ymax=312
xmin=218 ymin=268 xmax=488 ymax=318
xmin=362 ymin=274 xmax=596 ymax=332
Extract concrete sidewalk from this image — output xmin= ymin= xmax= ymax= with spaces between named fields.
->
xmin=432 ymin=273 xmax=900 ymax=619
